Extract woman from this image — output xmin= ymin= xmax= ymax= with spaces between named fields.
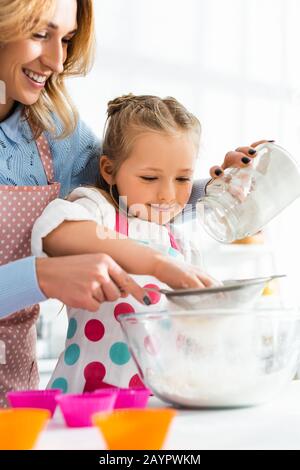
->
xmin=0 ymin=0 xmax=262 ymax=403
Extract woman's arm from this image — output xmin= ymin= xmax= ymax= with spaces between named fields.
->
xmin=184 ymin=178 xmax=211 ymax=206
xmin=0 ymin=257 xmax=47 ymax=318
xmin=0 ymin=253 xmax=151 ymax=318
xmin=186 ymin=179 xmax=210 ymax=212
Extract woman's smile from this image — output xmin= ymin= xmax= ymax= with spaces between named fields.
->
xmin=22 ymin=67 xmax=49 ymax=89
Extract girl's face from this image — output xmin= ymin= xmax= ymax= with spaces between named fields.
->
xmin=0 ymin=0 xmax=77 ymax=119
xmin=111 ymin=131 xmax=197 ymax=225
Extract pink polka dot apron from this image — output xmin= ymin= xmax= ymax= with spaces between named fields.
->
xmin=0 ymin=135 xmax=60 ymax=407
xmin=48 ymin=212 xmax=183 ymax=394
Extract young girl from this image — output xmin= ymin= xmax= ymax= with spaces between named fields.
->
xmin=31 ymin=94 xmax=218 ymax=393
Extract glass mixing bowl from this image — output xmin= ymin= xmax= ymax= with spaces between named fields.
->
xmin=119 ymin=309 xmax=300 ymax=408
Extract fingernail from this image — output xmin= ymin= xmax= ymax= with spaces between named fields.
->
xmin=248 ymin=148 xmax=256 ymax=155
xmin=214 ymin=169 xmax=223 ymax=176
xmin=268 ymin=140 xmax=275 ymax=143
xmin=143 ymin=295 xmax=152 ymax=305
xmin=241 ymin=157 xmax=251 ymax=164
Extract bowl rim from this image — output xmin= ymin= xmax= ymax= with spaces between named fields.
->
xmin=118 ymin=307 xmax=300 ymax=322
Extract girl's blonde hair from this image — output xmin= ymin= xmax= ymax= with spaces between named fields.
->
xmin=101 ymin=94 xmax=201 ymax=201
xmin=0 ymin=0 xmax=95 ymax=139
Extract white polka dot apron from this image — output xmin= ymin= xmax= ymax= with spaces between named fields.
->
xmin=0 ymin=135 xmax=60 ymax=408
xmin=49 ymin=212 xmax=183 ymax=394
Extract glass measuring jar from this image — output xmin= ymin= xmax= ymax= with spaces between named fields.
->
xmin=197 ymin=142 xmax=300 ymax=243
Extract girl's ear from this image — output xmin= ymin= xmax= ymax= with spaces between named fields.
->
xmin=100 ymin=155 xmax=114 ymax=185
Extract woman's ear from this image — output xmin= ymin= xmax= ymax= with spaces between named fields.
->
xmin=100 ymin=155 xmax=114 ymax=185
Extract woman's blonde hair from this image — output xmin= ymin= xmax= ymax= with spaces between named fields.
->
xmin=101 ymin=94 xmax=201 ymax=203
xmin=0 ymin=0 xmax=95 ymax=139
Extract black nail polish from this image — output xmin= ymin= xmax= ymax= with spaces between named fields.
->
xmin=143 ymin=296 xmax=151 ymax=305
xmin=215 ymin=169 xmax=223 ymax=176
xmin=268 ymin=140 xmax=275 ymax=143
xmin=242 ymin=157 xmax=251 ymax=164
xmin=248 ymin=148 xmax=256 ymax=155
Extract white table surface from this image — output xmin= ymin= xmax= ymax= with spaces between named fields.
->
xmin=35 ymin=381 xmax=300 ymax=450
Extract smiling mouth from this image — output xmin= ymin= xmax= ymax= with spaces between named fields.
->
xmin=22 ymin=68 xmax=48 ymax=85
xmin=149 ymin=204 xmax=177 ymax=212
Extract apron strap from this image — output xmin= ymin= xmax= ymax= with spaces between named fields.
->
xmin=115 ymin=211 xmax=181 ymax=252
xmin=115 ymin=211 xmax=129 ymax=236
xmin=166 ymin=224 xmax=181 ymax=251
xmin=35 ymin=134 xmax=55 ymax=184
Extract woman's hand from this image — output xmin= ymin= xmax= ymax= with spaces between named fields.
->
xmin=36 ymin=254 xmax=151 ymax=312
xmin=209 ymin=140 xmax=274 ymax=178
xmin=153 ymin=256 xmax=220 ymax=290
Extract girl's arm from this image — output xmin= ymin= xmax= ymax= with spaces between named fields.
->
xmin=44 ymin=220 xmax=164 ymax=275
xmin=43 ymin=220 xmax=217 ymax=289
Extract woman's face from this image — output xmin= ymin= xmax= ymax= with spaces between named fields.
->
xmin=0 ymin=0 xmax=77 ymax=117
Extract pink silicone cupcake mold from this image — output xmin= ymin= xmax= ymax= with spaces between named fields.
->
xmin=56 ymin=391 xmax=117 ymax=427
xmin=114 ymin=387 xmax=151 ymax=409
xmin=7 ymin=389 xmax=62 ymax=417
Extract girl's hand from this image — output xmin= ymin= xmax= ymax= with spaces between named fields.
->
xmin=153 ymin=256 xmax=220 ymax=289
xmin=209 ymin=140 xmax=274 ymax=179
